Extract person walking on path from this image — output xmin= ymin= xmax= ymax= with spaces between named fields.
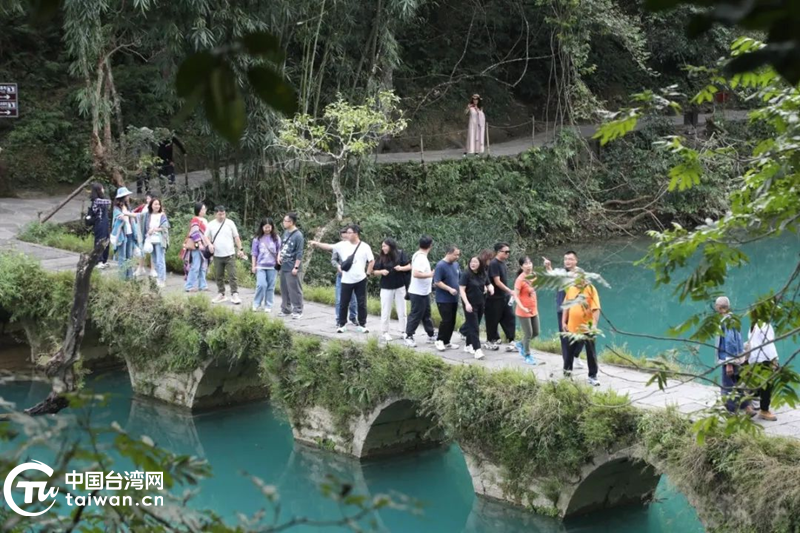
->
xmin=562 ymin=269 xmax=602 ymax=386
xmin=141 ymin=197 xmax=170 ymax=288
xmin=746 ymin=311 xmax=779 ymax=421
xmin=111 ymin=187 xmax=138 ymax=280
xmin=372 ymin=238 xmax=411 ymax=341
xmin=485 ymin=242 xmax=517 ymax=352
xmin=87 ymin=183 xmax=111 ymax=269
xmin=405 ymin=236 xmax=437 ymax=347
xmin=458 ymin=248 xmax=495 ymax=347
xmin=205 ymin=206 xmax=246 ymax=305
xmin=331 ymin=228 xmax=358 ymax=327
xmin=157 ymin=134 xmax=187 ymax=191
xmin=278 ymin=212 xmax=305 ymax=319
xmin=465 ymin=94 xmax=486 ymax=155
xmin=514 ymin=256 xmax=543 ymax=365
xmin=715 ymin=296 xmax=756 ymax=415
xmin=544 ymin=251 xmax=585 ymax=369
xmin=459 ymin=255 xmax=494 ymax=360
xmin=133 ymin=192 xmax=153 ymax=278
xmin=433 ymin=246 xmax=461 ymax=352
xmin=183 ymin=202 xmax=211 ymax=292
xmin=251 ymin=217 xmax=281 ymax=312
xmin=310 ymin=224 xmax=375 ymax=333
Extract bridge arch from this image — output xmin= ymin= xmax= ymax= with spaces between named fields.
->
xmin=351 ymin=397 xmax=445 ymax=458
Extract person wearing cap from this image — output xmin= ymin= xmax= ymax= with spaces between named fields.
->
xmin=110 ymin=187 xmax=139 ymax=280
xmin=205 ymin=206 xmax=246 ymax=305
xmin=465 ymin=94 xmax=485 ymax=155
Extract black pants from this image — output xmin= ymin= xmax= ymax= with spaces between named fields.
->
xmin=462 ymin=302 xmax=484 ymax=351
xmin=93 ymin=220 xmax=110 ymax=264
xmin=485 ymin=297 xmax=515 ymax=343
xmin=565 ymin=338 xmax=598 ymax=378
xmin=756 ymin=361 xmax=774 ymax=412
xmin=339 ymin=278 xmax=368 ymax=327
xmin=436 ymin=302 xmax=458 ymax=344
xmin=159 ymin=163 xmax=176 ymax=187
xmin=557 ymin=313 xmax=569 ymax=358
xmin=406 ymin=293 xmax=434 ymax=340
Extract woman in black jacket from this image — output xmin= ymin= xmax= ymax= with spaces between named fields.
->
xmin=88 ymin=182 xmax=112 ymax=268
xmin=459 ymin=255 xmax=494 ymax=360
xmin=371 ymin=238 xmax=411 ymax=342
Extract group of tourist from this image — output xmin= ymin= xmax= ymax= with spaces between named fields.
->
xmin=87 ymin=184 xmax=170 ymax=287
xmin=307 ymin=231 xmax=602 ymax=385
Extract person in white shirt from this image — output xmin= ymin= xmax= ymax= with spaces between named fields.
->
xmin=747 ymin=315 xmax=780 ymax=421
xmin=404 ymin=235 xmax=437 ymax=347
xmin=310 ymin=224 xmax=374 ymax=333
xmin=205 ymin=206 xmax=246 ymax=305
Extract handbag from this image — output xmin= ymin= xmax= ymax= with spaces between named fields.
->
xmin=84 ymin=206 xmax=96 ymax=227
xmin=340 ymin=241 xmax=362 ymax=272
xmin=142 ymin=237 xmax=154 ymax=255
xmin=205 ymin=219 xmax=227 ymax=261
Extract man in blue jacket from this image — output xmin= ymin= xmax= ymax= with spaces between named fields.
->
xmin=715 ymin=296 xmax=756 ymax=415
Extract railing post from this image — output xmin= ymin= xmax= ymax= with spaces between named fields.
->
xmin=420 ymin=135 xmax=424 ymax=163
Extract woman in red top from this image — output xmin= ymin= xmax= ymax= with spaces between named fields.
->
xmin=514 ymin=256 xmax=541 ymax=364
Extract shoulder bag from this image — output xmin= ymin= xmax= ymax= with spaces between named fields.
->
xmin=204 ymin=219 xmax=227 ymax=261
xmin=340 ymin=241 xmax=362 ymax=272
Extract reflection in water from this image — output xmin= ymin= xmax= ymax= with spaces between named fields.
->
xmin=1 ymin=372 xmax=706 ymax=532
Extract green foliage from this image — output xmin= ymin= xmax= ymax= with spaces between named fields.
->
xmin=18 ymin=221 xmax=93 ymax=254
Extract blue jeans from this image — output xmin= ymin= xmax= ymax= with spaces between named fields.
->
xmin=184 ymin=250 xmax=208 ymax=291
xmin=335 ymin=272 xmax=357 ymax=324
xmin=721 ymin=364 xmax=751 ymax=413
xmin=152 ymin=242 xmax=167 ymax=282
xmin=254 ymin=268 xmax=277 ymax=309
xmin=117 ymin=235 xmax=135 ymax=280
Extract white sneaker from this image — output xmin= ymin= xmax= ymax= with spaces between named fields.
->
xmin=446 ymin=343 xmax=460 ymax=350
xmin=337 ymin=325 xmax=347 ymax=333
xmin=404 ymin=337 xmax=417 ymax=348
xmin=574 ymin=358 xmax=585 ymax=369
xmin=252 ymin=304 xmax=260 ymax=312
xmin=504 ymin=343 xmax=517 ymax=352
xmin=212 ymin=294 xmax=227 ymax=304
xmin=231 ymin=293 xmax=242 ymax=305
xmin=474 ymin=349 xmax=485 ymax=360
xmin=464 ymin=345 xmax=475 ymax=355
xmin=149 ymin=269 xmax=158 ymax=278
xmin=426 ymin=336 xmax=436 ymax=344
xmin=435 ymin=340 xmax=446 ymax=352
xmin=96 ymin=262 xmax=108 ymax=270
xmin=356 ymin=326 xmax=369 ymax=333
xmin=382 ymin=333 xmax=392 ymax=342
xmin=264 ymin=308 xmax=272 ymax=313
xmin=292 ymin=313 xmax=304 ymax=319
xmin=587 ymin=377 xmax=600 ymax=387
xmin=277 ymin=311 xmax=289 ymax=317
xmin=156 ymin=281 xmax=166 ymax=289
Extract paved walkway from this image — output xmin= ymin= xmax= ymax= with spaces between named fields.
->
xmin=0 ymin=109 xmax=748 ymax=243
xmin=5 ymin=239 xmax=800 ymax=440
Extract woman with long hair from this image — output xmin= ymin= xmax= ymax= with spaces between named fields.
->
xmin=110 ymin=187 xmax=138 ymax=280
xmin=251 ymin=217 xmax=281 ymax=312
xmin=747 ymin=311 xmax=779 ymax=421
xmin=465 ymin=94 xmax=486 ymax=155
xmin=458 ymin=248 xmax=497 ymax=349
xmin=88 ymin=182 xmax=112 ymax=269
xmin=459 ymin=255 xmax=494 ymax=360
xmin=183 ymin=202 xmax=211 ymax=292
xmin=514 ymin=256 xmax=542 ymax=365
xmin=372 ymin=237 xmax=411 ymax=341
xmin=142 ymin=197 xmax=170 ymax=288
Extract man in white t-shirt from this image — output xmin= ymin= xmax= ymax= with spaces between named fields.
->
xmin=310 ymin=224 xmax=374 ymax=333
xmin=205 ymin=206 xmax=246 ymax=305
xmin=404 ymin=235 xmax=436 ymax=347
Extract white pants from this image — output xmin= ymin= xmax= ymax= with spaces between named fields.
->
xmin=380 ymin=287 xmax=407 ymax=334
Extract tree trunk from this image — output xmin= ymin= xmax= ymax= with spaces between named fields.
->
xmin=25 ymin=240 xmax=107 ymax=416
xmin=331 ymin=163 xmax=345 ymax=221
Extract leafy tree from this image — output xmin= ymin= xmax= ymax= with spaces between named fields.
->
xmin=275 ymin=90 xmax=407 ymax=222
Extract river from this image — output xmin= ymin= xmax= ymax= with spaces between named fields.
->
xmin=4 ymin=374 xmax=704 ymax=532
xmin=538 ymin=233 xmax=800 ymax=369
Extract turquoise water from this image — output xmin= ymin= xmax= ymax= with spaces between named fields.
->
xmin=538 ymin=233 xmax=800 ymax=369
xmin=2 ymin=374 xmax=704 ymax=532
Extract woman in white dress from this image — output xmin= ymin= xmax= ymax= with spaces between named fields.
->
xmin=746 ymin=315 xmax=779 ymax=421
xmin=465 ymin=94 xmax=485 ymax=155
